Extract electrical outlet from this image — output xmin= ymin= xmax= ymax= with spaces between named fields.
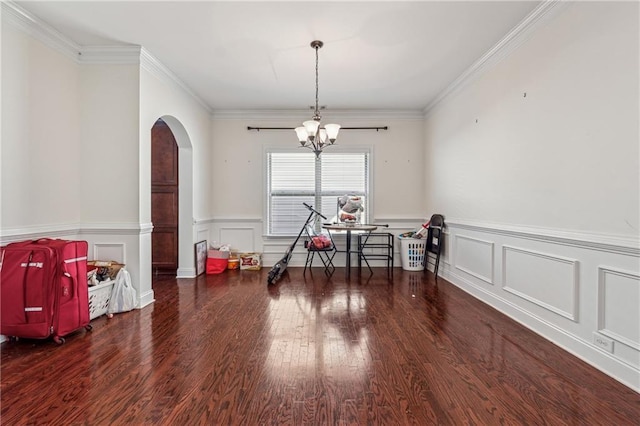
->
xmin=592 ymin=333 xmax=614 ymax=353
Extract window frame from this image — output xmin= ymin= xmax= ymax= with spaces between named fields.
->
xmin=264 ymin=145 xmax=373 ymax=237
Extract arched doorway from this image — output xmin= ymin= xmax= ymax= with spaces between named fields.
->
xmin=148 ymin=115 xmax=194 ymax=279
xmin=151 ymin=118 xmax=179 ymax=275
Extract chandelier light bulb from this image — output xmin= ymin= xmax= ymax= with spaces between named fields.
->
xmin=295 ymin=127 xmax=308 ymax=145
xmin=324 ymin=123 xmax=340 ymax=143
xmin=303 ymin=120 xmax=320 ymax=141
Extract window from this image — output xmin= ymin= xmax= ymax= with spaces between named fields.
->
xmin=266 ymin=149 xmax=370 ymax=236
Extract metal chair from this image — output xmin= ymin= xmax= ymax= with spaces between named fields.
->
xmin=357 ymin=230 xmax=394 ymax=276
xmin=424 ymin=214 xmax=444 ymax=278
xmin=303 ymin=222 xmax=336 ymax=277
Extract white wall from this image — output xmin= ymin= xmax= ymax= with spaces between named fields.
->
xmin=1 ymin=5 xmax=213 ymax=310
xmin=425 ymin=2 xmax=639 ymax=236
xmin=208 ymin=114 xmax=426 ymax=264
xmin=79 ymin=64 xmax=140 ymax=224
xmin=424 ymin=2 xmax=639 ymax=391
xmin=1 ymin=22 xmax=81 ymax=231
xmin=140 ymin=58 xmax=213 ymax=280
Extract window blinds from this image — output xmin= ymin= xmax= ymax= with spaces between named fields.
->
xmin=267 ymin=151 xmax=369 ymax=235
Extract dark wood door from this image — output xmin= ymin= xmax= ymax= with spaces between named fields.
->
xmin=151 ymin=119 xmax=178 ymax=275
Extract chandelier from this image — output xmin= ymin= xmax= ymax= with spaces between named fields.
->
xmin=294 ymin=40 xmax=340 ymax=157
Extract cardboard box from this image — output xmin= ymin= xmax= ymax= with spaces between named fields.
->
xmin=239 ymin=253 xmax=261 ymax=270
xmin=87 ymin=260 xmax=125 ymax=280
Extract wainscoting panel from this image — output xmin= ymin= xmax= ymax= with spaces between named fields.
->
xmin=92 ymin=243 xmax=126 ymax=263
xmin=502 ymin=245 xmax=578 ymax=321
xmin=219 ymin=228 xmax=256 ymax=253
xmin=441 ymin=220 xmax=640 ymax=391
xmin=598 ymin=267 xmax=640 ymax=351
xmin=196 ymin=229 xmax=209 ymax=246
xmin=454 ymin=234 xmax=494 ymax=284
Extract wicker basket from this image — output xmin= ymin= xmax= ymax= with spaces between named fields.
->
xmin=88 ymin=280 xmax=115 ymax=320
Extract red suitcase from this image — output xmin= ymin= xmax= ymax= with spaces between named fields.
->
xmin=0 ymin=239 xmax=91 ymax=344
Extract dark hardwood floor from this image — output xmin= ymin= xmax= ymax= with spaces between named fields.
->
xmin=2 ymin=267 xmax=639 ymax=425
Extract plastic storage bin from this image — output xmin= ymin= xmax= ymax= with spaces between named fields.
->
xmin=398 ymin=236 xmax=426 ymax=271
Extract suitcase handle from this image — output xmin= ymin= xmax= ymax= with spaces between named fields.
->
xmin=35 ymin=238 xmax=56 ymax=244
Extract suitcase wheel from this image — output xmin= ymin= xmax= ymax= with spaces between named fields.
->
xmin=9 ymin=336 xmax=19 ymax=342
xmin=53 ymin=336 xmax=65 ymax=345
xmin=85 ymin=325 xmax=93 ymax=332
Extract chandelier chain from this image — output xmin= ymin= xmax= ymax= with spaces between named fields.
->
xmin=315 ymin=44 xmax=320 ymax=118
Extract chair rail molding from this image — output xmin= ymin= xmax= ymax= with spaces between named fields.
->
xmin=445 ymin=219 xmax=639 ymax=256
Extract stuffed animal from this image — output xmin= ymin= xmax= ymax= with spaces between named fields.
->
xmin=338 ymin=195 xmax=364 ymax=222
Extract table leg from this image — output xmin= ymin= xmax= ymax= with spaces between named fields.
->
xmin=345 ymin=230 xmax=351 ymax=278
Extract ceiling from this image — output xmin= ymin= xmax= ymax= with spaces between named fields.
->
xmin=14 ymin=1 xmax=541 ymax=113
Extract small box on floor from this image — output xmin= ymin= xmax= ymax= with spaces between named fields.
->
xmin=239 ymin=253 xmax=261 ymax=270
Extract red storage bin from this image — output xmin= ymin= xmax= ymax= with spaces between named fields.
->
xmin=206 ymin=258 xmax=228 ymax=274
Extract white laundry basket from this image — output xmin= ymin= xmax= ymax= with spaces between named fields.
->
xmin=88 ymin=280 xmax=115 ymax=319
xmin=398 ymin=236 xmax=426 ymax=271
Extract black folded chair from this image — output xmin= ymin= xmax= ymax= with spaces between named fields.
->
xmin=303 ymin=221 xmax=336 ymax=277
xmin=357 ymin=231 xmax=394 ymax=276
xmin=424 ymin=214 xmax=444 ymax=278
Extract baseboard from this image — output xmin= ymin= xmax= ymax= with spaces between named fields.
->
xmin=138 ymin=290 xmax=155 ymax=309
xmin=442 ymin=266 xmax=640 ymax=393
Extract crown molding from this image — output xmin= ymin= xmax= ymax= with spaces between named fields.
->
xmin=423 ymin=0 xmax=569 ymax=117
xmin=211 ymin=109 xmax=424 ymax=121
xmin=3 ymin=1 xmax=214 ymax=113
xmin=140 ymin=48 xmax=213 ymax=114
xmin=78 ymin=45 xmax=142 ymax=64
xmin=2 ymin=1 xmax=80 ymax=62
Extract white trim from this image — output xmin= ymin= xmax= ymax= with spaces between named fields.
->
xmin=80 ymin=222 xmax=154 ymax=235
xmin=138 ymin=290 xmax=155 ymax=309
xmin=93 ymin=243 xmax=126 ymax=264
xmin=2 ymin=1 xmax=80 ymax=61
xmin=2 ymin=2 xmax=212 ymax=113
xmin=140 ymin=48 xmax=212 ymax=113
xmin=79 ymin=45 xmax=142 ymax=64
xmin=446 ymin=219 xmax=639 ymax=256
xmin=597 ymin=267 xmax=640 ymax=351
xmin=1 ymin=223 xmax=81 ymax=242
xmin=424 ymin=0 xmax=568 ymax=117
xmin=177 ymin=267 xmax=196 ymax=278
xmin=0 ymin=222 xmax=155 ymax=243
xmin=502 ymin=245 xmax=579 ymax=322
xmin=454 ymin=234 xmax=495 ymax=284
xmin=199 ymin=217 xmax=262 ymax=224
xmin=443 ymin=266 xmax=640 ymax=393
